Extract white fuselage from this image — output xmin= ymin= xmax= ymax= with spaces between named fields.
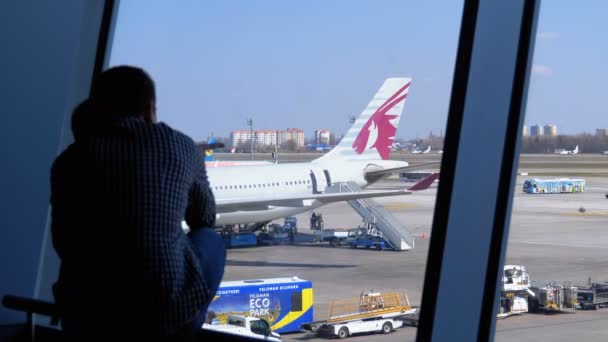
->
xmin=207 ymin=159 xmax=407 ymax=226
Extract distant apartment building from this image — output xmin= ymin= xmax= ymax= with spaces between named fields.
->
xmin=543 ymin=124 xmax=557 ymax=137
xmin=314 ymin=129 xmax=331 ymax=145
xmin=522 ymin=125 xmax=529 ymax=137
xmin=231 ymin=129 xmax=278 ymax=147
xmin=231 ymin=128 xmax=305 ymax=148
xmin=596 ymin=128 xmax=608 ymax=137
xmin=255 ymin=130 xmax=278 ymax=147
xmin=529 ymin=125 xmax=543 ymax=137
xmin=231 ymin=130 xmax=255 ymax=147
xmin=278 ymin=128 xmax=305 ymax=147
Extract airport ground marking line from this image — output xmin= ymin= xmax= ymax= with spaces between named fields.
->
xmin=513 ymin=241 xmax=608 ymax=249
xmin=559 ymin=211 xmax=608 ymax=217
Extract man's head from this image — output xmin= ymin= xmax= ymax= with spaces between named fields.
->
xmin=90 ymin=66 xmax=156 ymax=122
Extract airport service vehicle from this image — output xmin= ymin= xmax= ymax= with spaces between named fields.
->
xmin=199 ymin=78 xmax=439 ymax=229
xmin=206 ymin=277 xmax=313 ymax=333
xmin=497 ymin=265 xmax=535 ymax=318
xmin=314 ymin=229 xmax=350 ymax=246
xmin=258 ymin=224 xmax=289 ymax=245
xmin=522 ymin=178 xmax=585 ymax=194
xmin=347 ymin=226 xmax=393 ymax=250
xmin=302 ymin=292 xmax=416 ymax=339
xmin=349 ymin=235 xmax=392 ymax=250
xmin=577 ymin=282 xmax=608 ymax=310
xmin=283 ymin=216 xmax=297 ymax=234
xmin=203 ymin=315 xmax=281 ymax=341
xmin=221 ymin=232 xmax=258 ymax=248
xmin=528 ymin=282 xmax=578 ymax=312
xmin=219 ymin=226 xmax=258 ymax=248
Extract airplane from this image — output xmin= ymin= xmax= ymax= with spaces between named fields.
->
xmin=412 ymin=146 xmax=431 ymax=154
xmin=555 ymin=145 xmax=579 ymax=155
xmin=204 ymin=78 xmax=439 ymax=226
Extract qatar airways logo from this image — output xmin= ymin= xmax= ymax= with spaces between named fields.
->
xmin=352 ymin=82 xmax=410 ymax=160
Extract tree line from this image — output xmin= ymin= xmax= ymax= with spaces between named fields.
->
xmin=521 ymin=134 xmax=608 ymax=154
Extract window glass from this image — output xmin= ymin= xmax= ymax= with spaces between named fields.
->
xmin=500 ymin=1 xmax=608 ymax=339
xmin=110 ymin=1 xmax=461 ymax=340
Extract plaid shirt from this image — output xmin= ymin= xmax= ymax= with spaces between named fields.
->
xmin=50 ymin=116 xmax=216 ymax=336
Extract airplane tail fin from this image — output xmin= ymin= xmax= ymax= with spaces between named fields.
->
xmin=314 ymin=78 xmax=412 ymax=163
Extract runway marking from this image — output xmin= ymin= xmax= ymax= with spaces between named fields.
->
xmin=512 ymin=241 xmax=608 ymax=249
xmin=383 ymin=203 xmax=419 ymax=210
xmin=560 ymin=211 xmax=608 ymax=216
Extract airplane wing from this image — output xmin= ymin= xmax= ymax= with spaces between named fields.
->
xmin=364 ymin=162 xmax=440 ymax=183
xmin=406 ymin=173 xmax=439 ymax=191
xmin=216 ymin=188 xmax=412 ymax=213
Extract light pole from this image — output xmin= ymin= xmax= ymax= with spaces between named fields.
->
xmin=247 ymin=118 xmax=254 ymax=160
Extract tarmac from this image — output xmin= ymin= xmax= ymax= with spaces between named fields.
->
xmin=218 ymin=153 xmax=608 ymax=341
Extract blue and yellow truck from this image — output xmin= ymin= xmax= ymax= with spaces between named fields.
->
xmin=206 ymin=277 xmax=314 ymax=333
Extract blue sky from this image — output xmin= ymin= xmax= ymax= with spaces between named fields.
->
xmin=110 ymin=1 xmax=607 ymax=142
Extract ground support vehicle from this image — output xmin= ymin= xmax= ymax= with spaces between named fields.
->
xmin=316 ymin=317 xmax=404 ymax=339
xmin=283 ymin=216 xmax=298 ymax=234
xmin=577 ymin=282 xmax=608 ymax=310
xmin=203 ymin=315 xmax=281 ymax=341
xmin=302 ymin=292 xmax=416 ymax=339
xmin=497 ymin=265 xmax=535 ymax=318
xmin=347 ymin=227 xmax=393 ymax=250
xmin=313 ymin=229 xmax=350 ymax=246
xmin=348 ymin=236 xmax=391 ymax=250
xmin=258 ymin=224 xmax=289 ymax=245
xmin=219 ymin=226 xmax=258 ymax=248
xmin=528 ymin=282 xmax=578 ymax=312
xmin=207 ymin=277 xmax=313 ymax=334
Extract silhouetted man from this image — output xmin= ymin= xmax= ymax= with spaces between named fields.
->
xmin=51 ymin=66 xmax=224 ymax=339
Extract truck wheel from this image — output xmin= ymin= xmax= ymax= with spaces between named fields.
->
xmin=350 ymin=244 xmax=357 ymax=249
xmin=382 ymin=322 xmax=392 ymax=334
xmin=376 ymin=244 xmax=382 ymax=250
xmin=338 ymin=327 xmax=349 ymax=339
xmin=330 ymin=237 xmax=339 ymax=247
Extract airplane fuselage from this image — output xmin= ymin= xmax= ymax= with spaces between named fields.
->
xmin=207 ymin=159 xmax=408 ymax=226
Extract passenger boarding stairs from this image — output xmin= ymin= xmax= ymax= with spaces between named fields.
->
xmin=325 ymin=182 xmax=414 ymax=251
